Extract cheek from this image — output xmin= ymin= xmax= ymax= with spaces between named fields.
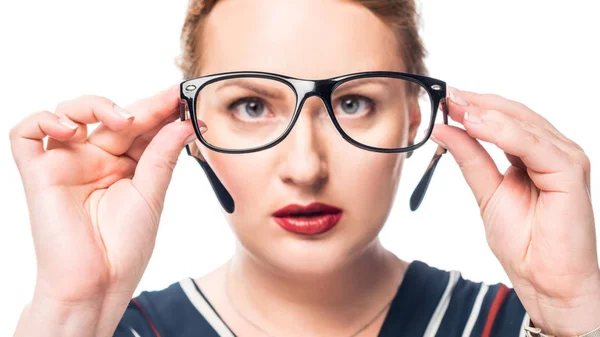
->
xmin=205 ymin=151 xmax=273 ymax=209
xmin=331 ymin=149 xmax=403 ymax=234
xmin=203 ymin=150 xmax=277 ymax=235
xmin=204 ymin=150 xmax=286 ymax=265
xmin=336 ymin=149 xmax=401 ymax=197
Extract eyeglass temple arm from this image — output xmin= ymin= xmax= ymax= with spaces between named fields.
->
xmin=409 ymin=97 xmax=449 ymax=211
xmin=193 ymin=157 xmax=235 ymax=213
xmin=180 ymin=99 xmax=236 ymax=213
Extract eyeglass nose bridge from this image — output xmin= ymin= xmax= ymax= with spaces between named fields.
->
xmin=290 ymin=78 xmax=337 ymax=118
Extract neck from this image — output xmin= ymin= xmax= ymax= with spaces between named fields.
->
xmin=225 ymin=238 xmax=408 ymax=335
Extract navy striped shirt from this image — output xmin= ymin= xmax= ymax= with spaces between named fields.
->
xmin=113 ymin=260 xmax=528 ymax=337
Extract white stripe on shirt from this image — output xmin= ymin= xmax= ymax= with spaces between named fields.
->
xmin=461 ymin=283 xmax=489 ymax=337
xmin=179 ymin=278 xmax=236 ymax=337
xmin=423 ymin=270 xmax=461 ymax=337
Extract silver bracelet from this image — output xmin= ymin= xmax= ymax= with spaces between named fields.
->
xmin=524 ymin=317 xmax=600 ymax=337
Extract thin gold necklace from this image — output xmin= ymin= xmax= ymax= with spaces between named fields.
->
xmin=224 ymin=262 xmax=396 ymax=337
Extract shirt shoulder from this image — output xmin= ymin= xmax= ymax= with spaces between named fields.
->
xmin=113 ymin=278 xmax=231 ymax=337
xmin=114 ymin=262 xmax=529 ymax=337
xmin=380 ymin=260 xmax=528 ymax=337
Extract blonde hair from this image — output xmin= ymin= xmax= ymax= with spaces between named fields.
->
xmin=177 ymin=0 xmax=428 ymax=81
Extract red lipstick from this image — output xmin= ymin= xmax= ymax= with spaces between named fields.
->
xmin=272 ymin=202 xmax=343 ymax=235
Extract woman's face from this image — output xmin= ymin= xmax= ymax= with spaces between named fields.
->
xmin=196 ymin=0 xmax=419 ymax=276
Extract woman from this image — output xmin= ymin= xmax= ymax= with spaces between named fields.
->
xmin=10 ymin=0 xmax=599 ymax=336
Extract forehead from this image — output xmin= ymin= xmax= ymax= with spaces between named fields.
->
xmin=199 ymin=0 xmax=405 ymax=79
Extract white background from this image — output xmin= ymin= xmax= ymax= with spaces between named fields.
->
xmin=1 ymin=0 xmax=599 ymax=334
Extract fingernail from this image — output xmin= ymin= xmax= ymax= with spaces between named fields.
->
xmin=199 ymin=126 xmax=208 ymax=134
xmin=429 ymin=135 xmax=447 ymax=149
xmin=58 ymin=117 xmax=78 ymax=130
xmin=185 ymin=134 xmax=197 ymax=145
xmin=464 ymin=111 xmax=482 ymax=124
xmin=448 ymin=87 xmax=469 ymax=107
xmin=113 ymin=105 xmax=134 ymax=120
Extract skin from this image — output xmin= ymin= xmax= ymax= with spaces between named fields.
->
xmin=9 ymin=0 xmax=600 ymax=336
xmin=191 ymin=2 xmax=417 ymax=335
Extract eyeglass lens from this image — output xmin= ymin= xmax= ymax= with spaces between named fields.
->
xmin=195 ymin=76 xmax=433 ymax=151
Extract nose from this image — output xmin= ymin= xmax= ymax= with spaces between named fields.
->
xmin=277 ymin=96 xmax=329 ymax=191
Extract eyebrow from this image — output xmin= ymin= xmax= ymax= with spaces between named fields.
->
xmin=214 ymin=78 xmax=286 ymax=99
xmin=335 ymin=77 xmax=394 ymax=92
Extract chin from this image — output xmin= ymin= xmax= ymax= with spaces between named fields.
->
xmin=234 ymin=216 xmax=379 ymax=277
xmin=268 ymin=235 xmax=358 ymax=277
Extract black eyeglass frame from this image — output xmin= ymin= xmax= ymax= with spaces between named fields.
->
xmin=180 ymin=70 xmax=447 ymax=155
xmin=179 ymin=70 xmax=449 ymax=214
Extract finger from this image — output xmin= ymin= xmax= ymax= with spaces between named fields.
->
xmin=459 ymin=106 xmax=573 ymax=175
xmin=125 ymin=111 xmax=180 ymax=162
xmin=87 ymin=84 xmax=180 ymax=156
xmin=430 ymin=124 xmax=503 ymax=209
xmin=447 ymin=87 xmax=578 ymax=149
xmin=131 ymin=120 xmax=196 ymax=212
xmin=449 ymin=94 xmax=583 ymax=163
xmin=9 ymin=111 xmax=79 ymax=165
xmin=53 ymin=95 xmax=135 ymax=143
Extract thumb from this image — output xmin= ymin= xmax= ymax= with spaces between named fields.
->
xmin=132 ymin=119 xmax=196 ymax=211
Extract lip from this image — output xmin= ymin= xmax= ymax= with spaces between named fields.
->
xmin=272 ymin=202 xmax=343 ymax=236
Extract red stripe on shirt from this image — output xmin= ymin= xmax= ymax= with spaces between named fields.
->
xmin=481 ymin=284 xmax=510 ymax=337
xmin=132 ymin=298 xmax=162 ymax=337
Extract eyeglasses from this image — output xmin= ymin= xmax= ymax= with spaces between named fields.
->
xmin=180 ymin=71 xmax=449 ymax=213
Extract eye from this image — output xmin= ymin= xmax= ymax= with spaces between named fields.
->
xmin=230 ymin=97 xmax=271 ymax=121
xmin=336 ymin=95 xmax=374 ymax=117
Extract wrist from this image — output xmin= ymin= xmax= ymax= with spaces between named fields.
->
xmin=527 ymin=318 xmax=600 ymax=337
xmin=15 ymin=276 xmax=140 ymax=337
xmin=14 ymin=295 xmax=105 ymax=337
xmin=531 ymin=274 xmax=600 ymax=336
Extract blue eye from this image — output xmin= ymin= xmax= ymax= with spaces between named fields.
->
xmin=230 ymin=98 xmax=270 ymax=121
xmin=336 ymin=96 xmax=373 ymax=117
xmin=241 ymin=99 xmax=264 ymax=117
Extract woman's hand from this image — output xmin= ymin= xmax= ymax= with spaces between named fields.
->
xmin=10 ymin=85 xmax=196 ymax=337
xmin=430 ymin=87 xmax=599 ymax=336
